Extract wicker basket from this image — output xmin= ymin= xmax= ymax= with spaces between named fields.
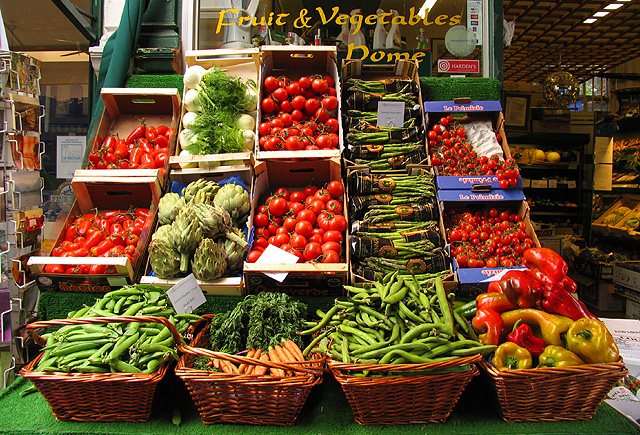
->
xmin=20 ymin=315 xmax=182 ymax=422
xmin=175 ymin=324 xmax=325 ymax=426
xmin=327 ymin=354 xmax=482 ymax=425
xmin=479 ymin=358 xmax=628 ymax=422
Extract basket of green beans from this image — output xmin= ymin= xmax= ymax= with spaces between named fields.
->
xmin=20 ymin=286 xmax=202 ymax=422
xmin=300 ymin=274 xmax=492 ymax=425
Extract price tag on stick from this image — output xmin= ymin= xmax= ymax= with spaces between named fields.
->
xmin=166 ymin=273 xmax=206 ymax=314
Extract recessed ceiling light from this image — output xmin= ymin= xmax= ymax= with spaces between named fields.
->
xmin=605 ymin=3 xmax=624 ymax=9
xmin=593 ymin=11 xmax=610 ymax=17
xmin=583 ymin=18 xmax=598 ymax=23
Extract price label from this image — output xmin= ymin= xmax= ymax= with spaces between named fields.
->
xmin=166 ymin=273 xmax=206 ymax=314
xmin=568 ymin=180 xmax=577 ymax=189
xmin=531 ymin=179 xmax=548 ymax=188
xmin=377 ymin=102 xmax=405 ymax=128
xmin=548 ymin=179 xmax=558 ymax=188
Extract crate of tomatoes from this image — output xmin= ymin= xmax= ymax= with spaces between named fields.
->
xmin=243 ymin=159 xmax=349 ymax=296
xmin=82 ymin=88 xmax=181 ymax=185
xmin=255 ymin=46 xmax=342 ymax=161
xmin=424 ymin=100 xmax=522 ymax=191
xmin=27 ymin=175 xmax=160 ymax=292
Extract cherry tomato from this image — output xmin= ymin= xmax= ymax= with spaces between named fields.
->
xmin=321 ymin=250 xmax=340 ymax=263
xmin=247 ymin=250 xmax=263 ymax=263
xmin=303 ymin=242 xmax=323 ymax=261
xmin=261 ymin=97 xmax=276 ymax=113
xmin=290 ymin=234 xmax=308 ymax=250
xmin=327 ymin=180 xmax=344 ymax=198
xmin=263 ymin=75 xmax=280 ymax=93
xmin=322 ymin=96 xmax=339 ymax=111
xmin=311 ymin=78 xmax=328 ymax=94
xmin=254 ymin=213 xmax=269 ymax=228
xmin=268 ymin=197 xmax=289 ymax=217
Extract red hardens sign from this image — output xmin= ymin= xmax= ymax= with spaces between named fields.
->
xmin=437 ymin=59 xmax=480 ymax=74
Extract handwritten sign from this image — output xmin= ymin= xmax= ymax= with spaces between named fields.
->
xmin=166 ymin=274 xmax=206 ymax=314
xmin=377 ymin=102 xmax=405 ymax=128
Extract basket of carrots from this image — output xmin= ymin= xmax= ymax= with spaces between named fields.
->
xmin=20 ymin=285 xmax=201 ymax=422
xmin=175 ymin=292 xmax=325 ymax=426
xmin=301 ymin=274 xmax=491 ymax=425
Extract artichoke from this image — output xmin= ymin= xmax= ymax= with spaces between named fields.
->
xmin=191 ymin=202 xmax=231 ymax=238
xmin=148 ymin=239 xmax=181 ymax=279
xmin=218 ymin=227 xmax=248 ymax=273
xmin=182 ymin=179 xmax=219 ymax=203
xmin=158 ymin=192 xmax=186 ymax=225
xmin=151 ymin=224 xmax=173 ymax=244
xmin=191 ymin=189 xmax=214 ymax=205
xmin=213 ymin=183 xmax=250 ymax=226
xmin=170 ymin=204 xmax=203 ymax=273
xmin=191 ymin=238 xmax=227 ymax=281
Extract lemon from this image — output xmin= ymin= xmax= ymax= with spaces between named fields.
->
xmin=546 ymin=151 xmax=561 ymax=163
xmin=533 ymin=149 xmax=546 ymax=161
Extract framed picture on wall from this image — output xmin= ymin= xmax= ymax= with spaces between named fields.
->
xmin=504 ymin=94 xmax=530 ymax=131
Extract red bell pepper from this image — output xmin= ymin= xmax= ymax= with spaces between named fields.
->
xmin=523 ymin=247 xmax=576 ymax=293
xmin=476 ymin=292 xmax=518 ymax=313
xmin=542 ymin=285 xmax=597 ymax=321
xmin=506 ymin=321 xmax=547 ymax=357
xmin=472 ymin=308 xmax=504 ymax=345
xmin=487 ymin=269 xmax=543 ymax=308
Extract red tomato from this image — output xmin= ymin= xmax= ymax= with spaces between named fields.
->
xmin=290 ymin=234 xmax=307 ymax=250
xmin=304 ymin=185 xmax=318 ymax=196
xmin=296 ymin=209 xmax=316 ymax=226
xmin=263 ymin=76 xmax=280 ymax=92
xmin=284 ymin=216 xmax=298 ymax=232
xmin=321 ymin=250 xmax=340 ymax=263
xmin=327 ymin=180 xmax=344 ymax=198
xmin=294 ymin=220 xmax=314 ymax=237
xmin=322 ymin=241 xmax=342 ymax=255
xmin=286 ymin=81 xmax=301 ymax=96
xmin=328 ymin=214 xmax=347 ymax=232
xmin=315 ymin=134 xmax=331 ymax=149
xmin=325 ymin=199 xmax=343 ymax=214
xmin=298 ymin=76 xmax=311 ymax=89
xmin=254 ymin=213 xmax=269 ymax=228
xmin=290 ymin=191 xmax=306 ymax=203
xmin=323 ymin=230 xmax=343 ymax=244
xmin=247 ymin=250 xmax=263 ymax=263
xmin=261 ymin=97 xmax=276 ymax=113
xmin=307 ymin=199 xmax=326 ymax=216
xmin=304 ymin=98 xmax=319 ymax=115
xmin=311 ymin=78 xmax=328 ymax=94
xmin=303 ymin=242 xmax=323 ymax=261
xmin=268 ymin=197 xmax=289 ymax=217
xmin=324 ymin=118 xmax=339 ymax=133
xmin=291 ymin=95 xmax=307 ymax=111
xmin=314 ymin=188 xmax=332 ymax=203
xmin=322 ymin=96 xmax=339 ymax=111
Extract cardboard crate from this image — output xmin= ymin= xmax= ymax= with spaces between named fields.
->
xmin=243 ymin=159 xmax=349 ymax=296
xmin=87 ymin=88 xmax=181 ymax=185
xmin=592 ymin=194 xmax=640 ymax=234
xmin=538 ymin=235 xmax=563 ymax=256
xmin=171 ymin=49 xmax=259 ymax=169
xmin=576 ymin=277 xmax=626 ymax=313
xmin=346 ymin=164 xmax=455 ymax=288
xmin=255 ymin=46 xmax=343 ymax=161
xmin=625 ymin=298 xmax=640 ymax=320
xmin=611 ymin=202 xmax=640 ymax=240
xmin=341 ymin=59 xmax=428 ymax=172
xmin=438 ymin=196 xmax=540 ymax=285
xmin=424 ymin=100 xmax=520 ymax=190
xmin=573 ymin=256 xmax=614 ymax=280
xmin=614 ymin=261 xmax=640 ymax=292
xmin=27 ymin=176 xmax=160 ymax=292
xmin=139 ymin=165 xmax=253 ymax=296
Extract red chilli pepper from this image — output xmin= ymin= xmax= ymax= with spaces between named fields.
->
xmin=126 ymin=125 xmax=146 ymax=145
xmin=90 ymin=240 xmax=114 ymax=257
xmin=506 ymin=321 xmax=547 ymax=357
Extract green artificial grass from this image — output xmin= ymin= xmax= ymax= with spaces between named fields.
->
xmin=124 ymin=74 xmax=184 ymax=98
xmin=1 ymin=369 xmax=637 ymax=435
xmin=420 ymin=77 xmax=502 ymax=102
xmin=37 ymin=291 xmax=339 ymax=322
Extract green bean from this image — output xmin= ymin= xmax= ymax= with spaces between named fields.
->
xmin=110 ymin=359 xmax=142 ymax=373
xmin=76 ymin=364 xmax=109 ymax=373
xmin=352 ymin=324 xmax=401 ymax=355
xmin=107 ymin=332 xmax=140 ymax=362
xmin=113 ymin=295 xmax=128 ymax=314
xmin=453 ymin=310 xmax=478 ymax=341
xmin=299 ymin=304 xmax=342 ymax=335
xmin=122 ymin=301 xmax=145 ymax=316
xmin=50 ymin=339 xmax=111 ymax=357
xmin=71 ymin=306 xmax=91 ymax=318
xmin=144 ymin=357 xmax=164 ymax=374
xmin=87 ymin=341 xmax=114 ymax=364
xmin=341 ymin=335 xmax=351 ymax=363
xmin=302 ymin=329 xmax=332 ymax=357
xmin=449 ymin=344 xmax=496 ymax=356
xmin=398 ymin=301 xmax=423 ymax=324
xmin=359 ymin=342 xmax=435 ymax=360
xmin=105 ymin=287 xmax=143 ymax=299
xmin=434 ymin=277 xmax=454 ymax=335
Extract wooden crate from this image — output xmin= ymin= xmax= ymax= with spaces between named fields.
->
xmin=27 ymin=176 xmax=160 ymax=292
xmin=171 ymin=48 xmax=259 ymax=169
xmin=140 ymin=165 xmax=253 ymax=296
xmin=87 ymin=88 xmax=181 ymax=185
xmin=255 ymin=46 xmax=342 ymax=161
xmin=243 ymin=158 xmax=349 ymax=296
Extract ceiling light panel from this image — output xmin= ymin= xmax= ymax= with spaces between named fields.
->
xmin=593 ymin=11 xmax=610 ymax=16
xmin=604 ymin=3 xmax=624 ymax=9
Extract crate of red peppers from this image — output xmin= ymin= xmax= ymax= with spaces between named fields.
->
xmin=27 ymin=177 xmax=159 ymax=292
xmin=83 ymin=88 xmax=181 ymax=184
xmin=243 ymin=159 xmax=348 ymax=296
xmin=424 ymin=100 xmax=522 ymax=191
xmin=341 ymin=59 xmax=428 ymax=172
xmin=440 ymin=197 xmax=540 ymax=285
xmin=255 ymin=46 xmax=342 ymax=161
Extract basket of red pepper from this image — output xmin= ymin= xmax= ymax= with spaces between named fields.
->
xmin=469 ymin=247 xmax=627 ymax=422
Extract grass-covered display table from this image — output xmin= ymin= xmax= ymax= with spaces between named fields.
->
xmin=1 ymin=367 xmax=638 ymax=435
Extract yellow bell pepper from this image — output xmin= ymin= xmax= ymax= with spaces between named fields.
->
xmin=566 ymin=318 xmax=620 ymax=364
xmin=538 ymin=345 xmax=585 ymax=368
xmin=493 ymin=342 xmax=533 ymax=370
xmin=501 ymin=308 xmax=573 ymax=346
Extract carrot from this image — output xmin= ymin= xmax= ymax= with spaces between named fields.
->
xmin=246 ymin=349 xmax=263 ymax=375
xmin=274 ymin=344 xmax=294 ymax=376
xmin=283 ymin=339 xmax=305 ymax=362
xmin=239 ymin=348 xmax=256 ymax=373
xmin=211 ymin=358 xmax=220 ymax=371
xmin=222 ymin=359 xmax=239 ymax=374
xmin=268 ymin=347 xmax=286 ymax=377
xmin=254 ymin=353 xmax=269 ymax=376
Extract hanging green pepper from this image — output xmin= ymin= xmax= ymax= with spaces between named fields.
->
xmin=566 ymin=318 xmax=620 ymax=364
xmin=538 ymin=345 xmax=585 ymax=368
xmin=493 ymin=342 xmax=532 ymax=370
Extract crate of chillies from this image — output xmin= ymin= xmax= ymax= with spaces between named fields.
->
xmin=302 ymin=273 xmax=492 ymax=425
xmin=20 ymin=284 xmax=202 ymax=422
xmin=462 ymin=247 xmax=627 ymax=422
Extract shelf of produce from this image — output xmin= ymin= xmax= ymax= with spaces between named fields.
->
xmin=530 ymin=210 xmax=579 ymax=216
